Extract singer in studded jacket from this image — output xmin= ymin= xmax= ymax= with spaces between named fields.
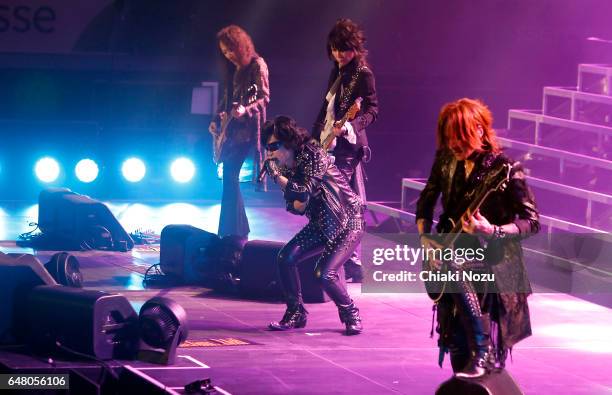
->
xmin=260 ymin=115 xmax=364 ymax=336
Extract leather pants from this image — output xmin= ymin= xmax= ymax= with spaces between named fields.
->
xmin=448 ymin=272 xmax=491 ymax=373
xmin=278 ymin=221 xmax=363 ymax=307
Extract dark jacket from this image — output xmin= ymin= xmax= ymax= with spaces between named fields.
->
xmin=282 ymin=141 xmax=363 ymax=241
xmin=312 ymin=58 xmax=378 ymax=155
xmin=416 ymin=149 xmax=539 ymax=349
xmin=219 ymin=56 xmax=270 ymax=152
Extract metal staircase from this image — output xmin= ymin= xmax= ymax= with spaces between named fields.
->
xmin=370 ymin=63 xmax=612 ymax=233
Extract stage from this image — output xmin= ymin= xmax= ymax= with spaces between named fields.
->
xmin=1 ymin=191 xmax=610 ymax=395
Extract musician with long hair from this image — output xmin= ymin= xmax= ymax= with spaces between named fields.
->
xmin=260 ymin=115 xmax=364 ymax=335
xmin=416 ymin=98 xmax=539 ymax=378
xmin=209 ymin=25 xmax=270 ymax=239
xmin=312 ymin=18 xmax=378 ymax=282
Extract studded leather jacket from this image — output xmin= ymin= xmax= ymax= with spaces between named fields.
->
xmin=282 ymin=141 xmax=364 ymax=240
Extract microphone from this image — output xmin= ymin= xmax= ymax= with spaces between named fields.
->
xmin=257 ymin=159 xmax=270 ymax=183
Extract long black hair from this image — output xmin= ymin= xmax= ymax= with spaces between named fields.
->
xmin=261 ymin=116 xmax=310 ymax=150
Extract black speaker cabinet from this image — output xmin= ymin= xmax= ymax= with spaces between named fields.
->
xmin=160 ymin=224 xmax=221 ymax=283
xmin=38 ymin=188 xmax=134 ymax=251
xmin=436 ymin=369 xmax=524 ymax=395
xmin=26 ymin=285 xmax=139 ymax=360
xmin=0 ymin=253 xmax=57 ymax=344
xmin=239 ymin=240 xmax=343 ymax=303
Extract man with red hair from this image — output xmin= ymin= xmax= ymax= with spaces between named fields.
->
xmin=416 ymin=98 xmax=539 ymax=378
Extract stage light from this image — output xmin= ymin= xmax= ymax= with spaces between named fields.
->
xmin=122 ymin=158 xmax=146 ymax=183
xmin=75 ymin=159 xmax=99 ymax=183
xmin=170 ymin=157 xmax=195 ymax=183
xmin=35 ymin=157 xmax=60 ymax=183
xmin=216 ymin=157 xmax=254 ymax=182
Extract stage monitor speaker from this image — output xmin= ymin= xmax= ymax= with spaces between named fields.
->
xmin=239 ymin=240 xmax=342 ymax=303
xmin=26 ymin=285 xmax=139 ymax=360
xmin=0 ymin=252 xmax=57 ymax=344
xmin=435 ymin=370 xmax=524 ymax=395
xmin=159 ymin=224 xmax=220 ymax=283
xmin=44 ymin=251 xmax=84 ymax=288
xmin=38 ymin=188 xmax=134 ymax=251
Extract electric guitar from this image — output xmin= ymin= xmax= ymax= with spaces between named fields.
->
xmin=422 ymin=161 xmax=513 ymax=302
xmin=212 ymin=84 xmax=258 ymax=164
xmin=320 ymin=97 xmax=363 ymax=151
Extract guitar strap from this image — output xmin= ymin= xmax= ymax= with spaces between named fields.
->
xmin=319 ymin=76 xmax=341 ymax=146
xmin=326 ymin=75 xmax=341 ymax=101
xmin=338 ymin=65 xmax=365 ymax=114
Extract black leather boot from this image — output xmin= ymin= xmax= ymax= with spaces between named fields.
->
xmin=268 ymin=304 xmax=308 ymax=331
xmin=455 ymin=314 xmax=493 ymax=379
xmin=338 ymin=302 xmax=363 ymax=335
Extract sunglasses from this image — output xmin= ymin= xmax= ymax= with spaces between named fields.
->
xmin=266 ymin=141 xmax=283 ymax=152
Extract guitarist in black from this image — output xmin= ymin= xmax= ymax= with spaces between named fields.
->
xmin=209 ymin=25 xmax=270 ymax=239
xmin=416 ymin=98 xmax=539 ymax=378
xmin=312 ymin=19 xmax=378 ymax=282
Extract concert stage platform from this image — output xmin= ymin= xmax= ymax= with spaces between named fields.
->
xmin=1 ymin=192 xmax=610 ymax=394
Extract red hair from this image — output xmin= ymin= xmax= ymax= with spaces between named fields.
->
xmin=436 ymin=98 xmax=499 ymax=153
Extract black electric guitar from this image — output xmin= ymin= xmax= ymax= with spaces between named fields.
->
xmin=423 ymin=162 xmax=513 ymax=302
xmin=212 ymin=84 xmax=258 ymax=164
xmin=320 ymin=97 xmax=362 ymax=151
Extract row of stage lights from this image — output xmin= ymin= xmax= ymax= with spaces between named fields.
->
xmin=33 ymin=157 xmax=197 ymax=184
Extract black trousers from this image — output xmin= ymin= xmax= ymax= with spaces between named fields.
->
xmin=334 ymin=154 xmax=363 ymax=264
xmin=278 ymin=222 xmax=363 ymax=307
xmin=218 ymin=142 xmax=251 ymax=238
xmin=440 ymin=271 xmax=488 ymax=372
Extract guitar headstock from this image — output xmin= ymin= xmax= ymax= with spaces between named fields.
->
xmin=486 ymin=162 xmax=513 ymax=193
xmin=346 ymin=97 xmax=363 ymax=120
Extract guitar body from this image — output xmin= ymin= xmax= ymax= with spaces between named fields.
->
xmin=421 ymin=162 xmax=513 ymax=302
xmin=422 ymin=240 xmax=449 ymax=302
xmin=321 ymin=97 xmax=363 ymax=151
xmin=213 ymin=117 xmax=232 ymax=164
xmin=212 ymin=84 xmax=258 ymax=165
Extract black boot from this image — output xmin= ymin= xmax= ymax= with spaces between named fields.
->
xmin=455 ymin=314 xmax=493 ymax=379
xmin=269 ymin=304 xmax=308 ymax=331
xmin=338 ymin=302 xmax=363 ymax=335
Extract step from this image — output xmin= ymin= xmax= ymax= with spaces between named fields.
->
xmin=403 ymin=174 xmax=612 ymax=206
xmin=367 ymin=201 xmax=417 ymax=222
xmin=498 ymin=137 xmax=612 ymax=171
xmin=401 ymin=178 xmax=609 ymax=233
xmin=526 ymin=175 xmax=612 ymax=205
xmin=507 ymin=109 xmax=612 ymax=145
xmin=578 ymin=64 xmax=612 ymax=95
xmin=543 ymin=86 xmax=612 ymax=125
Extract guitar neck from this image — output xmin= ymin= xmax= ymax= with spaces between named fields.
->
xmin=322 ymin=130 xmax=335 ymax=150
xmin=220 ymin=115 xmax=232 ymax=133
xmin=442 ymin=189 xmax=494 ymax=246
xmin=322 ymin=111 xmax=352 ymax=150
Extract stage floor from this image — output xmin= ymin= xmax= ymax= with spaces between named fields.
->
xmin=1 ymin=190 xmax=611 ymax=394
